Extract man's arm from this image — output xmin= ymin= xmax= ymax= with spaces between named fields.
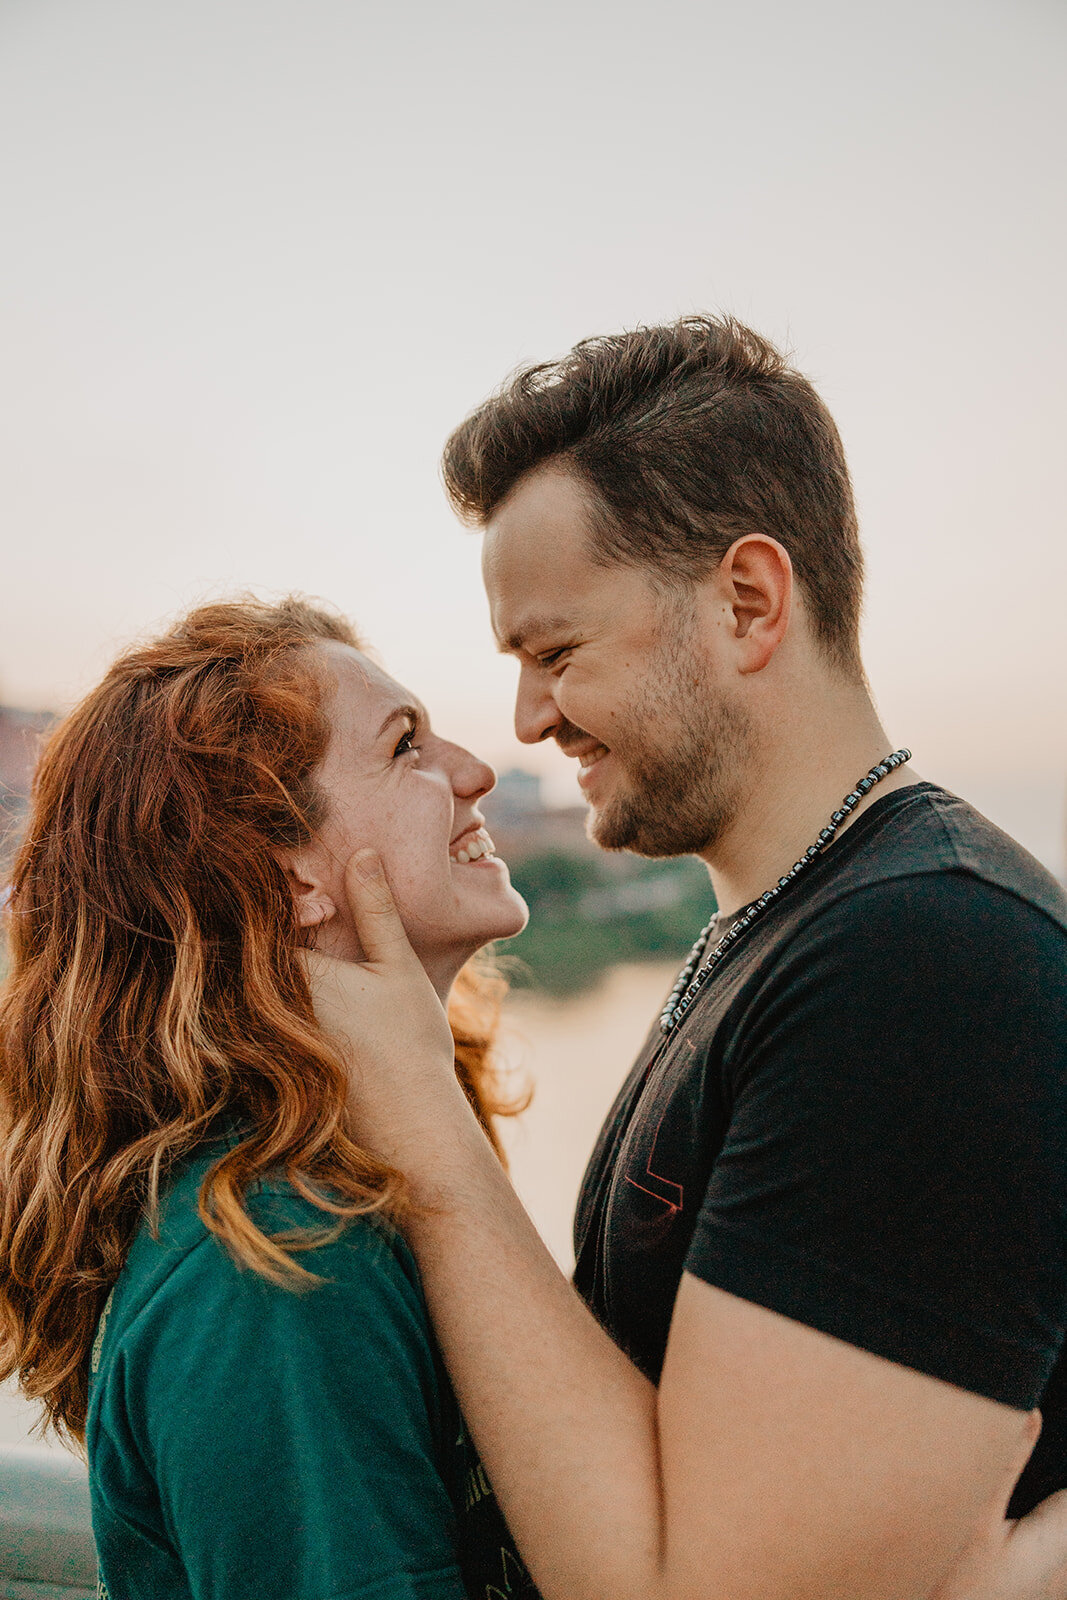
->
xmin=311 ymin=851 xmax=1061 ymax=1600
xmin=661 ymin=1278 xmax=1038 ymax=1600
xmin=390 ymin=1088 xmax=1035 ymax=1600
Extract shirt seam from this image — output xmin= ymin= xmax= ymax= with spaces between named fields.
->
xmin=91 ymin=1230 xmax=223 ymax=1385
xmin=699 ymin=859 xmax=1067 ymax=1045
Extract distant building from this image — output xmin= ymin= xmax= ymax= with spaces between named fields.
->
xmin=482 ymin=767 xmax=593 ymax=865
xmin=489 ymin=767 xmax=545 ymax=821
xmin=0 ymin=705 xmax=54 ymax=868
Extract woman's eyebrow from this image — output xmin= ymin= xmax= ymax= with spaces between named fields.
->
xmin=375 ymin=703 xmax=425 ymax=739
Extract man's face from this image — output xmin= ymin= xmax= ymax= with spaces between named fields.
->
xmin=482 ymin=464 xmax=753 ymax=858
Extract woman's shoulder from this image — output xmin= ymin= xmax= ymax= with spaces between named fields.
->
xmin=91 ymin=1137 xmax=426 ymax=1395
xmin=87 ymin=1143 xmax=472 ymax=1600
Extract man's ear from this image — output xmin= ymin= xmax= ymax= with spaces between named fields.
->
xmin=275 ymin=851 xmax=338 ymax=932
xmin=717 ymin=535 xmax=793 ymax=674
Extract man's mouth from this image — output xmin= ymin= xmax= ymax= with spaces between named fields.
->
xmin=449 ymin=827 xmax=498 ymax=865
xmin=575 ymin=744 xmax=611 ymax=791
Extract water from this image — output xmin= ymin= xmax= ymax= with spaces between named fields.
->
xmin=497 ymin=961 xmax=676 ymax=1267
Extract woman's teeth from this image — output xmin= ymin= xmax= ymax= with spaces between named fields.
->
xmin=451 ymin=829 xmax=497 ymax=865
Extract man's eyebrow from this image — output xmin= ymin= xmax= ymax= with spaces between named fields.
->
xmin=375 ymin=703 xmax=425 ymax=739
xmin=498 ymin=615 xmax=575 ymax=654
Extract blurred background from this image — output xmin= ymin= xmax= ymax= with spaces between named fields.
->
xmin=2 ymin=0 xmax=1065 ymax=1451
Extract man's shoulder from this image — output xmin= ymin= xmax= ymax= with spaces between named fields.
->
xmin=709 ymin=783 xmax=1067 ymax=1046
xmin=811 ymin=783 xmax=1067 ymax=937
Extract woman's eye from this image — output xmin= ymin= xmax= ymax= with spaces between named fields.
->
xmin=393 ymin=726 xmax=418 ymax=758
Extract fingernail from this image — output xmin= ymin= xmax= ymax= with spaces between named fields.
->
xmin=353 ymin=848 xmax=381 ymax=880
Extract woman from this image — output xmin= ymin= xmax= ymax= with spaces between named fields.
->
xmin=0 ymin=596 xmax=537 ymax=1600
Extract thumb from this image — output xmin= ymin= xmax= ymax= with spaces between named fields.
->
xmin=342 ymin=849 xmax=420 ymax=966
xmin=1001 ymin=1487 xmax=1067 ymax=1598
xmin=984 ymin=1410 xmax=1042 ymax=1529
xmin=1004 ymin=1410 xmax=1042 ymax=1500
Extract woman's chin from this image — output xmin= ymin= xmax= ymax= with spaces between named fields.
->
xmin=420 ymin=900 xmax=530 ymax=985
xmin=462 ymin=902 xmax=531 ymax=957
xmin=457 ymin=882 xmax=530 ymax=950
xmin=486 ymin=889 xmax=530 ymax=944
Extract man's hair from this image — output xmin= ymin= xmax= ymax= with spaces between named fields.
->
xmin=442 ymin=315 xmax=864 ymax=675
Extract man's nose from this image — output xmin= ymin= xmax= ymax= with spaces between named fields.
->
xmin=513 ymin=662 xmax=561 ymax=745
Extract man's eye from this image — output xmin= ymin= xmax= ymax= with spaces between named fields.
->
xmin=538 ymin=647 xmax=571 ymax=669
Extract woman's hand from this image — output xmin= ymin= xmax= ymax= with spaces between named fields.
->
xmin=931 ymin=1414 xmax=1067 ymax=1600
xmin=303 ymin=849 xmax=466 ymax=1170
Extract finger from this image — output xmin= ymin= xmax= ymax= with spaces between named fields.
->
xmin=300 ymin=947 xmax=353 ymax=1002
xmin=1000 ymin=1489 xmax=1067 ymax=1600
xmin=1008 ymin=1485 xmax=1067 ymax=1542
xmin=1007 ymin=1409 xmax=1042 ymax=1490
xmin=983 ymin=1410 xmax=1042 ymax=1527
xmin=342 ymin=849 xmax=420 ymax=966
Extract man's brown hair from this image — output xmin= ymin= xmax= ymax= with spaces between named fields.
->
xmin=442 ymin=315 xmax=864 ymax=675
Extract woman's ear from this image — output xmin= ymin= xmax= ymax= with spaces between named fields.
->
xmin=275 ymin=852 xmax=338 ymax=932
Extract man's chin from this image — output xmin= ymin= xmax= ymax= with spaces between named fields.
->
xmin=586 ymin=792 xmax=717 ymax=859
xmin=586 ymin=797 xmax=662 ymax=857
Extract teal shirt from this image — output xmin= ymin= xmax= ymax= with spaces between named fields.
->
xmin=86 ymin=1142 xmax=534 ymax=1600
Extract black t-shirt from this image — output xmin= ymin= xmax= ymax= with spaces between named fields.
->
xmin=574 ymin=784 xmax=1067 ymax=1516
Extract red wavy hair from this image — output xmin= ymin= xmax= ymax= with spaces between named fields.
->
xmin=0 ymin=597 xmax=521 ymax=1444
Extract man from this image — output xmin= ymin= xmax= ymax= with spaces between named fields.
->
xmin=318 ymin=316 xmax=1067 ymax=1600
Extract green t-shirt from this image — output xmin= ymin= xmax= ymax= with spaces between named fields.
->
xmin=86 ymin=1140 xmax=536 ymax=1600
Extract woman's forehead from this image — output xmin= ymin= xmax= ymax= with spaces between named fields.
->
xmin=318 ymin=641 xmax=416 ymax=730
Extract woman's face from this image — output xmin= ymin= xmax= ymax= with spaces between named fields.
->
xmin=294 ymin=643 xmax=528 ymax=994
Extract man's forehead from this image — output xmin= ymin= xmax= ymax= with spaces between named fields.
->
xmin=482 ymin=498 xmax=598 ymax=652
xmin=482 ymin=465 xmax=596 ymax=572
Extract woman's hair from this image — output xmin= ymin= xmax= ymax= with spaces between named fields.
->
xmin=0 ymin=596 xmax=522 ymax=1444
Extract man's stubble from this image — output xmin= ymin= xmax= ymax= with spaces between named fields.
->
xmin=587 ymin=607 xmax=755 ymax=860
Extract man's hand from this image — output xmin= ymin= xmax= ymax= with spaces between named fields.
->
xmin=302 ymin=848 xmax=461 ymax=1168
xmin=934 ymin=1465 xmax=1067 ymax=1600
xmin=304 ymin=851 xmax=1067 ymax=1600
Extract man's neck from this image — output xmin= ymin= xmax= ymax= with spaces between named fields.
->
xmin=699 ymin=700 xmax=919 ymax=919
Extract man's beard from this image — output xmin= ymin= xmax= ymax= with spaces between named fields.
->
xmin=585 ymin=630 xmax=754 ymax=859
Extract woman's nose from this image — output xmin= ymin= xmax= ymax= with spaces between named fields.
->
xmin=449 ymin=743 xmax=496 ymax=801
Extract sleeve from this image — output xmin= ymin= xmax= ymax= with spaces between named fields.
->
xmin=685 ymin=873 xmax=1067 ymax=1408
xmin=119 ymin=1213 xmax=469 ymax=1600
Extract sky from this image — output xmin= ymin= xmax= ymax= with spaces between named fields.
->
xmin=0 ymin=0 xmax=1064 ymax=869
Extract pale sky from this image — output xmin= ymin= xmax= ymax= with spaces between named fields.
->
xmin=1 ymin=0 xmax=1064 ymax=868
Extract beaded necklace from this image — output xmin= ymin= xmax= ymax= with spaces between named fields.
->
xmin=659 ymin=749 xmax=912 ymax=1035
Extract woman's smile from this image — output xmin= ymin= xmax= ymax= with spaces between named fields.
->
xmin=298 ymin=643 xmax=528 ymax=995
